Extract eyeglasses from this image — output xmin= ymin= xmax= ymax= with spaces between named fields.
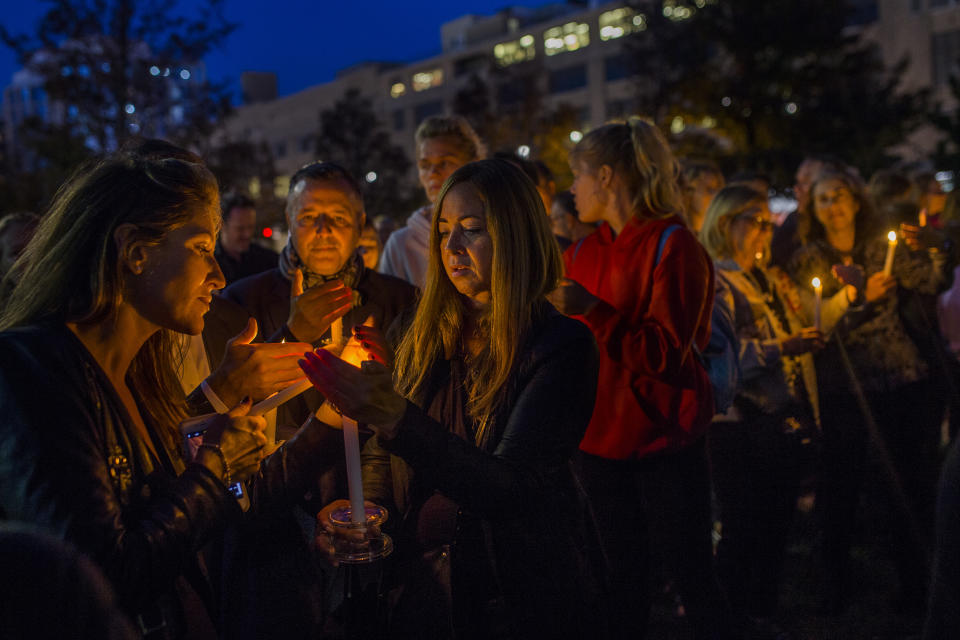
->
xmin=737 ymin=214 xmax=774 ymax=232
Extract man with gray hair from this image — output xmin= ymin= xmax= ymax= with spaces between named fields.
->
xmin=203 ymin=161 xmax=417 ymax=441
xmin=379 ymin=114 xmax=485 ymax=288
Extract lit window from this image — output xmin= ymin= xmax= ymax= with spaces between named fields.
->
xmin=273 ymin=175 xmax=290 ymax=199
xmin=599 ymin=7 xmax=646 ymax=41
xmin=412 ymin=69 xmax=443 ymax=92
xmin=494 ymin=34 xmax=536 ymax=67
xmin=544 ymin=22 xmax=590 ymax=56
xmin=662 ymin=1 xmax=700 ymax=21
xmin=390 ymin=82 xmax=406 ymax=98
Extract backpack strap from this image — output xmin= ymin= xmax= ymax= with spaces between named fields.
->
xmin=654 ymin=224 xmax=683 ymax=267
xmin=654 ymin=224 xmax=698 ymax=360
xmin=571 ymin=237 xmax=588 ymax=266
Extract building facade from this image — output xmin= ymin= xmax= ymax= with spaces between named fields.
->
xmin=222 ymin=1 xmax=651 ymax=194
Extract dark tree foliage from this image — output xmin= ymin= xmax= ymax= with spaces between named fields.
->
xmin=205 ymin=139 xmax=275 ymax=195
xmin=203 ymin=138 xmax=285 ymax=228
xmin=627 ymin=0 xmax=930 ymax=183
xmin=452 ymin=65 xmax=580 ymax=189
xmin=2 ymin=0 xmax=235 ymax=152
xmin=315 ymin=88 xmax=418 ymax=220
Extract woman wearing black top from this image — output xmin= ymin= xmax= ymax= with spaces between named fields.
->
xmin=302 ymin=159 xmax=601 ymax=639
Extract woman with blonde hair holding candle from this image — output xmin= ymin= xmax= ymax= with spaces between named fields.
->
xmin=788 ymin=168 xmax=949 ymax=614
xmin=700 ymin=184 xmax=823 ymax=635
xmin=302 ymin=158 xmax=600 ymax=639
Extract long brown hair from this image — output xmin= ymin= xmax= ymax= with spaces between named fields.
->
xmin=570 ymin=117 xmax=683 ymax=221
xmin=798 ymin=169 xmax=878 ymax=245
xmin=392 ymin=159 xmax=562 ymax=447
xmin=0 ymin=141 xmax=219 ymax=443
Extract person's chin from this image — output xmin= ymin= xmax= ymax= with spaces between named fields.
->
xmin=172 ymin=315 xmax=204 ymax=336
xmin=305 ymin=255 xmax=343 ymax=274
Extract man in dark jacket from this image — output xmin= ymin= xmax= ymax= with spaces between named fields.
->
xmin=204 ymin=162 xmax=417 ymax=444
xmin=201 ymin=162 xmax=417 ymax=639
xmin=214 ymin=192 xmax=278 ymax=285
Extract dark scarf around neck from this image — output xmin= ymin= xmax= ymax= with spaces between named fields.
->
xmin=278 ymin=237 xmax=365 ymax=291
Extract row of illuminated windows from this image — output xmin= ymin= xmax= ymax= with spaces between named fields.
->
xmin=494 ymin=6 xmax=647 ymax=68
xmin=388 ymin=59 xmax=634 ymax=133
xmin=390 ymin=68 xmax=443 ymax=99
xmin=388 ymin=6 xmax=644 ymax=99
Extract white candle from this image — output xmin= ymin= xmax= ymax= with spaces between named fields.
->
xmin=330 ymin=317 xmax=343 ymax=348
xmin=342 ymin=415 xmax=365 ymax=524
xmin=812 ymin=277 xmax=822 ymax=330
xmin=883 ymin=230 xmax=897 ymax=276
xmin=250 ymin=378 xmax=313 ymax=415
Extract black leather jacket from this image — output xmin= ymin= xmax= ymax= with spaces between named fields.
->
xmin=363 ymin=306 xmax=602 ymax=638
xmin=0 ymin=323 xmax=344 ymax=638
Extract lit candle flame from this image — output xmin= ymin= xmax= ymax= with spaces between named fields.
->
xmin=887 ymin=230 xmax=898 ymax=243
xmin=812 ymin=277 xmax=821 ymax=288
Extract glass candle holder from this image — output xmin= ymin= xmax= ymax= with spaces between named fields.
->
xmin=327 ymin=504 xmax=394 ymax=564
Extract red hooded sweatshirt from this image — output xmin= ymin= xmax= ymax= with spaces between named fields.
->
xmin=564 ymin=214 xmax=715 ymax=459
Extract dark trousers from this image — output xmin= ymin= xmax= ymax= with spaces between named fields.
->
xmin=577 ymin=438 xmax=730 ymax=639
xmin=818 ymin=380 xmax=940 ymax=608
xmin=709 ymin=418 xmax=806 ymax=620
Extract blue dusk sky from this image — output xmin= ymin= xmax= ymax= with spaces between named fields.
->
xmin=1 ymin=0 xmax=559 ymax=99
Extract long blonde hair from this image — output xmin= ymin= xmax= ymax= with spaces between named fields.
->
xmin=393 ymin=159 xmax=562 ymax=446
xmin=570 ymin=117 xmax=683 ymax=221
xmin=0 ymin=141 xmax=219 ymax=446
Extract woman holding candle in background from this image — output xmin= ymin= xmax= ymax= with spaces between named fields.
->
xmin=302 ymin=159 xmax=601 ymax=639
xmin=699 ymin=184 xmax=823 ymax=635
xmin=0 ymin=142 xmax=360 ymax=639
xmin=787 ymin=168 xmax=949 ymax=614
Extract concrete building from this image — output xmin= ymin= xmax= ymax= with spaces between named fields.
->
xmin=857 ymin=0 xmax=960 ymax=160
xmin=868 ymin=0 xmax=960 ymax=97
xmin=222 ymin=1 xmax=651 ymax=193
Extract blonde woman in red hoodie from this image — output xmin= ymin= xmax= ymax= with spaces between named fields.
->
xmin=552 ymin=117 xmax=729 ymax=639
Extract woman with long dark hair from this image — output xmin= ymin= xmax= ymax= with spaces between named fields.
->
xmin=302 ymin=158 xmax=600 ymax=639
xmin=788 ymin=169 xmax=948 ymax=613
xmin=0 ymin=142 xmax=347 ymax=638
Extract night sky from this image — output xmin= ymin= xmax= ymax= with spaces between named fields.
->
xmin=1 ymin=0 xmax=557 ymax=101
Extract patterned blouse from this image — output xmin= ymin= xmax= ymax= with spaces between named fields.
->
xmin=788 ymin=233 xmax=947 ymax=393
xmin=716 ymin=260 xmax=819 ymax=425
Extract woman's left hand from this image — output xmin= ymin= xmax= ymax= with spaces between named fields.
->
xmin=299 ymin=350 xmax=406 ymax=439
xmin=549 ymin=278 xmax=599 ymax=316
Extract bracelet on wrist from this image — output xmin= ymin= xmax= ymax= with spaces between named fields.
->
xmin=199 ymin=442 xmax=231 ymax=487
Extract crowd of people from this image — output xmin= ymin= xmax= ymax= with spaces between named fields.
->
xmin=1 ymin=112 xmax=960 ymax=640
